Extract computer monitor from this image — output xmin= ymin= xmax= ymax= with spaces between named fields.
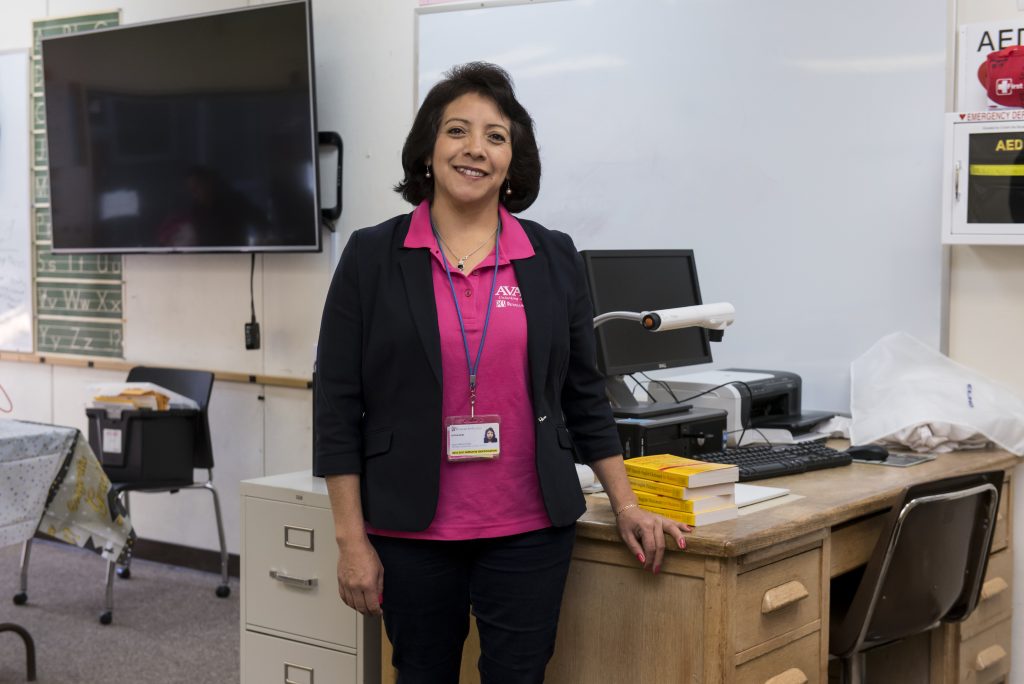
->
xmin=580 ymin=249 xmax=712 ymax=416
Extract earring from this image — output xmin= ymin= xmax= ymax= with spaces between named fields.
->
xmin=505 ymin=179 xmax=512 ymax=196
xmin=425 ymin=165 xmax=432 ymax=179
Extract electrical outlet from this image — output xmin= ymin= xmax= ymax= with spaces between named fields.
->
xmin=245 ymin=322 xmax=261 ymax=350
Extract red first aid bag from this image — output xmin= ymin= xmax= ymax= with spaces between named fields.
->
xmin=978 ymin=45 xmax=1024 ymax=107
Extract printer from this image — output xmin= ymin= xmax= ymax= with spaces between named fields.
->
xmin=646 ymin=368 xmax=834 ymax=445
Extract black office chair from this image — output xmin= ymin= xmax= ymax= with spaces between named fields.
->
xmin=828 ymin=471 xmax=1003 ymax=683
xmin=89 ymin=366 xmax=230 ymax=623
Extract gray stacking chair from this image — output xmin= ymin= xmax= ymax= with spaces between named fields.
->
xmin=828 ymin=471 xmax=1003 ymax=683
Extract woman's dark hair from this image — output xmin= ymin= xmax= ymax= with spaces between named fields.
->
xmin=395 ymin=62 xmax=541 ymax=213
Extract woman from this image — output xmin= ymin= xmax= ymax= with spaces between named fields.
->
xmin=314 ymin=62 xmax=689 ymax=683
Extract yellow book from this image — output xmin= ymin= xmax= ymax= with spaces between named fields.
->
xmin=627 ymin=476 xmax=734 ymax=500
xmin=641 ymin=503 xmax=738 ymax=526
xmin=624 ymin=454 xmax=738 ymax=488
xmin=634 ymin=489 xmax=735 ymax=513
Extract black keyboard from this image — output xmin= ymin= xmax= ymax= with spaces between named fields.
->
xmin=697 ymin=442 xmax=852 ymax=481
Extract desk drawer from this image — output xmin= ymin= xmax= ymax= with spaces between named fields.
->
xmin=736 ymin=548 xmax=822 ymax=653
xmin=959 ymin=549 xmax=1012 ymax=641
xmin=959 ymin=618 xmax=1011 ymax=684
xmin=736 ymin=631 xmax=820 ymax=684
xmin=244 ymin=497 xmax=357 ymax=649
xmin=244 ymin=630 xmax=357 ymax=684
xmin=991 ymin=481 xmax=1010 ymax=553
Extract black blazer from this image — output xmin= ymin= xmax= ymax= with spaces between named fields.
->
xmin=314 ymin=212 xmax=621 ymax=531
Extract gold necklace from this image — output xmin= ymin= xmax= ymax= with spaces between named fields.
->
xmin=435 ymin=226 xmax=498 ymax=271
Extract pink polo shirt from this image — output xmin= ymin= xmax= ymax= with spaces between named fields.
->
xmin=365 ymin=201 xmax=551 ymax=541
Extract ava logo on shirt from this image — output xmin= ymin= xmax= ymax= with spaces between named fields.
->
xmin=494 ymin=285 xmax=524 ymax=309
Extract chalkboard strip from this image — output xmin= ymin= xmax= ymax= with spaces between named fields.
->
xmin=32 ymin=11 xmax=125 ymax=361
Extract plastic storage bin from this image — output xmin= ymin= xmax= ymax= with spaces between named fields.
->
xmin=86 ymin=407 xmax=199 ymax=484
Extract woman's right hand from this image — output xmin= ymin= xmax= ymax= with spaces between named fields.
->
xmin=336 ymin=535 xmax=384 ymax=616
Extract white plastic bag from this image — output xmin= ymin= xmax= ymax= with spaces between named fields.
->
xmin=850 ymin=332 xmax=1024 ymax=455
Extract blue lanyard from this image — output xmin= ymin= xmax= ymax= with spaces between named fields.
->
xmin=432 ymin=217 xmax=502 ymax=417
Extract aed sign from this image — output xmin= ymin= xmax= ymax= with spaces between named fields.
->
xmin=995 ymin=138 xmax=1024 ymax=151
xmin=958 ymin=20 xmax=1024 ymax=110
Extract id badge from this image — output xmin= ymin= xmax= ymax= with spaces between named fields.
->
xmin=445 ymin=415 xmax=501 ymax=462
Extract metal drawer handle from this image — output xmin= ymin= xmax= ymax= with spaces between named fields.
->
xmin=269 ymin=570 xmax=318 ymax=589
xmin=761 ymin=580 xmax=809 ymax=614
xmin=974 ymin=644 xmax=1006 ymax=671
xmin=764 ymin=668 xmax=807 ymax=684
xmin=980 ymin=577 xmax=1008 ymax=602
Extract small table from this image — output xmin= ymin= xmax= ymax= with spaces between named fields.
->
xmin=0 ymin=418 xmax=133 ymax=559
xmin=1 ymin=418 xmax=134 ymax=634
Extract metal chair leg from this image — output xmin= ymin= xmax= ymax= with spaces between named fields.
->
xmin=116 ymin=491 xmax=132 ymax=579
xmin=99 ymin=559 xmax=114 ymax=625
xmin=840 ymin=651 xmax=866 ymax=684
xmin=13 ymin=539 xmax=31 ymax=605
xmin=0 ymin=623 xmax=37 ymax=681
xmin=205 ymin=480 xmax=231 ymax=598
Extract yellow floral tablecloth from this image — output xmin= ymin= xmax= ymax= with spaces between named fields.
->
xmin=0 ymin=419 xmax=134 ymax=563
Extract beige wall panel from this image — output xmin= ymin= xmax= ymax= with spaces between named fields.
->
xmin=124 ymin=380 xmax=263 ymax=554
xmin=264 ymin=385 xmax=312 ymax=476
xmin=952 ymin=6 xmax=1024 ymax=682
xmin=51 ymin=364 xmax=126 ymax=433
xmin=0 ymin=2 xmax=46 ymax=50
xmin=948 ymin=246 xmax=1024 ymax=391
xmin=0 ymin=360 xmax=52 ymax=423
xmin=47 ymin=0 xmax=245 ymax=25
xmin=123 ymin=253 xmax=262 ymax=374
xmin=263 ymin=250 xmax=330 ymax=378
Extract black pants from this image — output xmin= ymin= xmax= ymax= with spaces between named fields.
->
xmin=369 ymin=525 xmax=576 ymax=684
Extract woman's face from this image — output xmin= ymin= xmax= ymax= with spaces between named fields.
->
xmin=429 ymin=92 xmax=512 ymax=212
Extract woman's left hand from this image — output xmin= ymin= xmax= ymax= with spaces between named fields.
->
xmin=614 ymin=506 xmax=692 ymax=574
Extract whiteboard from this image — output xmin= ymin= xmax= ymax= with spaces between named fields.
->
xmin=418 ymin=0 xmax=946 ymax=412
xmin=0 ymin=49 xmax=32 ymax=353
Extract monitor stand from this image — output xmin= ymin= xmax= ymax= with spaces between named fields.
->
xmin=605 ymin=376 xmax=693 ymax=419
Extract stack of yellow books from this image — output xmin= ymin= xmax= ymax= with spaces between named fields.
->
xmin=624 ymin=454 xmax=739 ymax=526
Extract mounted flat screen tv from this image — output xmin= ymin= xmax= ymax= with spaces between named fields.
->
xmin=42 ymin=1 xmax=321 ymax=253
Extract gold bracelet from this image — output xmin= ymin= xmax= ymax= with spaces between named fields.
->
xmin=614 ymin=502 xmax=639 ymax=516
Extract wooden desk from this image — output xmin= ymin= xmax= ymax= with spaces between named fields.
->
xmin=382 ymin=449 xmax=1017 ymax=683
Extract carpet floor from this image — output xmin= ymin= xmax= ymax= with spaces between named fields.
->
xmin=0 ymin=538 xmax=238 ymax=684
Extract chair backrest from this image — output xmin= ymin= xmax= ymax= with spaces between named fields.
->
xmin=829 ymin=470 xmax=1003 ymax=658
xmin=127 ymin=366 xmax=215 ymax=469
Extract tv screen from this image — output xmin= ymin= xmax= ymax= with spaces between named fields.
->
xmin=42 ymin=1 xmax=321 ymax=253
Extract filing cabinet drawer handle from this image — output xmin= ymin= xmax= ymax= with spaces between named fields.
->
xmin=764 ymin=668 xmax=807 ymax=684
xmin=980 ymin=577 xmax=1008 ymax=602
xmin=269 ymin=570 xmax=318 ymax=589
xmin=761 ymin=580 xmax=809 ymax=614
xmin=974 ymin=645 xmax=1007 ymax=672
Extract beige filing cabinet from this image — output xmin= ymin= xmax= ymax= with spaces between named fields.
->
xmin=241 ymin=472 xmax=380 ymax=684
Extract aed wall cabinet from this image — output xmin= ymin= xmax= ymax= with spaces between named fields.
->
xmin=943 ymin=110 xmax=1024 ymax=244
